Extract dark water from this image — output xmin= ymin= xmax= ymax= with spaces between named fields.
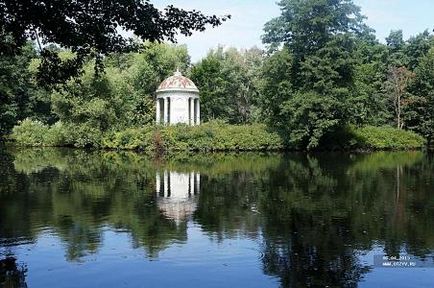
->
xmin=0 ymin=146 xmax=433 ymax=288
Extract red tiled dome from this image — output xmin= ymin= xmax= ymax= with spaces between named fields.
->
xmin=157 ymin=70 xmax=199 ymax=93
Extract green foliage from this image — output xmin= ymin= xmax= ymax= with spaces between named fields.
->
xmin=11 ymin=119 xmax=49 ymax=146
xmin=3 ymin=0 xmax=434 ymax=152
xmin=1 ymin=0 xmax=228 ymax=86
xmin=159 ymin=122 xmax=284 ymax=152
xmin=349 ymin=126 xmax=426 ymax=150
xmin=190 ymin=47 xmax=263 ymax=124
xmin=408 ymin=47 xmax=434 ymax=145
xmin=263 ymin=0 xmax=368 ymax=55
xmin=11 ymin=119 xmax=102 ymax=148
xmin=350 ymin=38 xmax=391 ymax=126
xmin=258 ymin=0 xmax=433 ymax=150
xmin=258 ymin=47 xmax=293 ymax=126
xmin=50 ymin=43 xmax=189 ymax=130
xmin=260 ymin=0 xmax=369 ymax=149
xmin=281 ymin=91 xmax=345 ymax=149
xmin=11 ymin=120 xmax=284 ymax=152
xmin=102 ymin=127 xmax=155 ymax=151
xmin=0 ymin=42 xmax=53 ymax=136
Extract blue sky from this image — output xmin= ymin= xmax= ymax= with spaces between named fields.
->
xmin=157 ymin=0 xmax=434 ymax=62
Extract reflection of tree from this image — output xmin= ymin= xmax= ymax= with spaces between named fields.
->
xmin=258 ymin=155 xmax=371 ymax=287
xmin=2 ymin=148 xmax=188 ymax=260
xmin=1 ymin=147 xmax=434 ymax=287
xmin=258 ymin=152 xmax=434 ymax=287
xmin=3 ymin=149 xmax=282 ymax=259
xmin=193 ymin=152 xmax=434 ymax=287
xmin=0 ymin=257 xmax=28 ymax=288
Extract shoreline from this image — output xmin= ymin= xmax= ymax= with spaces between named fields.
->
xmin=2 ymin=141 xmax=428 ymax=154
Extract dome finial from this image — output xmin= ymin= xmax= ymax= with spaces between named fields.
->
xmin=174 ymin=68 xmax=182 ymax=76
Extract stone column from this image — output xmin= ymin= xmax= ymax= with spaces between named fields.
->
xmin=164 ymin=170 xmax=168 ymax=197
xmin=195 ymin=173 xmax=200 ymax=195
xmin=189 ymin=97 xmax=195 ymax=126
xmin=189 ymin=172 xmax=194 ymax=196
xmin=195 ymin=98 xmax=200 ymax=125
xmin=156 ymin=172 xmax=161 ymax=195
xmin=156 ymin=98 xmax=160 ymax=124
xmin=164 ymin=97 xmax=170 ymax=125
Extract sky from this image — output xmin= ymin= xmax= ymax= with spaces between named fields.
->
xmin=156 ymin=0 xmax=434 ymax=62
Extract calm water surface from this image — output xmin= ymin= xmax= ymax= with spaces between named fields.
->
xmin=0 ymin=146 xmax=433 ymax=288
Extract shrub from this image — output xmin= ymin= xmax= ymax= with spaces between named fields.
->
xmin=158 ymin=122 xmax=284 ymax=152
xmin=64 ymin=123 xmax=103 ymax=148
xmin=44 ymin=122 xmax=68 ymax=146
xmin=11 ymin=121 xmax=425 ymax=152
xmin=101 ymin=127 xmax=154 ymax=151
xmin=12 ymin=119 xmax=49 ymax=146
xmin=351 ymin=126 xmax=426 ymax=150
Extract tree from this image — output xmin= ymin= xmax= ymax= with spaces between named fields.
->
xmin=258 ymin=47 xmax=293 ymax=127
xmin=281 ymin=91 xmax=345 ymax=149
xmin=405 ymin=30 xmax=434 ymax=70
xmin=190 ymin=47 xmax=263 ymax=123
xmin=0 ymin=0 xmax=229 ymax=85
xmin=0 ymin=43 xmax=52 ymax=136
xmin=263 ymin=0 xmax=368 ymax=57
xmin=409 ymin=47 xmax=434 ymax=145
xmin=384 ymin=66 xmax=415 ymax=129
xmin=350 ymin=36 xmax=391 ymax=126
xmin=261 ymin=0 xmax=369 ymax=149
xmin=386 ymin=30 xmax=408 ymax=67
xmin=51 ymin=43 xmax=189 ymax=131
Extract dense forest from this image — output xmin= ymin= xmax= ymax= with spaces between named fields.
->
xmin=1 ymin=0 xmax=433 ymax=150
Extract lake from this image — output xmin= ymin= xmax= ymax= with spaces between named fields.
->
xmin=0 ymin=146 xmax=433 ymax=288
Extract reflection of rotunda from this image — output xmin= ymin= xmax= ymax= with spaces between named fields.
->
xmin=156 ymin=70 xmax=200 ymax=125
xmin=156 ymin=171 xmax=200 ymax=223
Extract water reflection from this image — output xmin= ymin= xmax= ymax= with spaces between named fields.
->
xmin=0 ymin=257 xmax=27 ymax=288
xmin=156 ymin=171 xmax=200 ymax=223
xmin=0 ymin=147 xmax=433 ymax=287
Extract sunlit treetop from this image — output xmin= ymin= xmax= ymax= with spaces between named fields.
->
xmin=262 ymin=0 xmax=371 ymax=54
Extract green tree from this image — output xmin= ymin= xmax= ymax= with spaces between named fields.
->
xmin=408 ymin=47 xmax=434 ymax=145
xmin=0 ymin=0 xmax=229 ymax=86
xmin=386 ymin=30 xmax=408 ymax=67
xmin=258 ymin=48 xmax=293 ymax=127
xmin=0 ymin=42 xmax=53 ymax=136
xmin=190 ymin=47 xmax=263 ymax=123
xmin=51 ymin=43 xmax=190 ymax=131
xmin=262 ymin=0 xmax=368 ymax=149
xmin=348 ymin=34 xmax=391 ymax=126
xmin=405 ymin=30 xmax=434 ymax=70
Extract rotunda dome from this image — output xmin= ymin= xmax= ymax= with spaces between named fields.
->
xmin=156 ymin=70 xmax=199 ymax=93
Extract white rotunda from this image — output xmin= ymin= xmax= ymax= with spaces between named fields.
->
xmin=156 ymin=70 xmax=200 ymax=125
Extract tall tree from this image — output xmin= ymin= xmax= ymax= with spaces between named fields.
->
xmin=350 ymin=35 xmax=391 ymax=126
xmin=190 ymin=47 xmax=263 ymax=124
xmin=0 ymin=0 xmax=229 ymax=85
xmin=262 ymin=0 xmax=369 ymax=149
xmin=258 ymin=47 xmax=293 ymax=127
xmin=384 ymin=66 xmax=415 ymax=129
xmin=0 ymin=43 xmax=37 ymax=135
xmin=386 ymin=30 xmax=408 ymax=67
xmin=408 ymin=47 xmax=434 ymax=145
xmin=405 ymin=30 xmax=434 ymax=70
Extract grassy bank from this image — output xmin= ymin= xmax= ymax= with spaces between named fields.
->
xmin=320 ymin=125 xmax=427 ymax=151
xmin=11 ymin=119 xmax=426 ymax=152
xmin=11 ymin=120 xmax=284 ymax=152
